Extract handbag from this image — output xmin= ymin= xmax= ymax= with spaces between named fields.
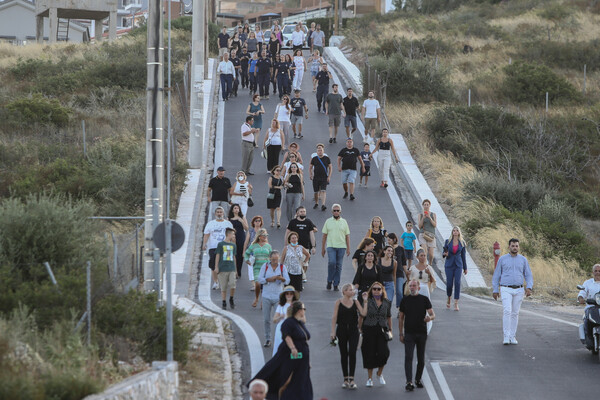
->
xmin=261 ymin=148 xmax=268 ymax=159
xmin=422 ymin=231 xmax=435 ymax=242
xmin=247 ymin=197 xmax=254 ymax=207
xmin=247 ymin=254 xmax=255 ymax=282
xmin=382 ymin=326 xmax=393 ymax=341
xmin=267 ymin=192 xmax=275 ymax=200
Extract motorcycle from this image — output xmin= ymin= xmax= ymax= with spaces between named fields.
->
xmin=576 ymin=285 xmax=600 ymax=359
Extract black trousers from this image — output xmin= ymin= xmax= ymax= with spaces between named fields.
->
xmin=241 ymin=67 xmax=249 ymax=88
xmin=316 ymin=84 xmax=329 ymax=111
xmin=266 ymin=144 xmax=281 ymax=171
xmin=257 ymin=73 xmax=270 ymax=96
xmin=337 ymin=324 xmax=359 ymax=377
xmin=404 ymin=332 xmax=427 ymax=382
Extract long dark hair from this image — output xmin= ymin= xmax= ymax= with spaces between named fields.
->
xmin=282 ymin=95 xmax=290 ymax=111
xmin=228 ymin=203 xmax=244 ymax=219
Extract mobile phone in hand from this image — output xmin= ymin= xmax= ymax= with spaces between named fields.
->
xmin=290 ymin=352 xmax=303 ymax=359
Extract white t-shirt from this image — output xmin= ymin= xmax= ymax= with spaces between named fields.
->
xmin=241 ymin=122 xmax=254 ymax=143
xmin=578 ymin=278 xmax=600 ymax=309
xmin=293 ymin=56 xmax=304 ymax=69
xmin=292 ymin=30 xmax=305 ymax=46
xmin=204 ymin=219 xmax=233 ymax=249
xmin=266 ymin=129 xmax=282 ymax=145
xmin=276 ymin=104 xmax=291 ymax=123
xmin=362 ymin=99 xmax=381 ymax=118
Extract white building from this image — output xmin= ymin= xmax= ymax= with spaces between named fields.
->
xmin=0 ymin=0 xmax=89 ymax=44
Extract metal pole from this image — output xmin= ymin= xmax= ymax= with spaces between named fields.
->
xmin=166 ymin=0 xmax=174 ymax=363
xmin=338 ymin=0 xmax=343 ymax=33
xmin=135 ymin=223 xmax=139 ymax=278
xmin=583 ymin=64 xmax=587 ymax=95
xmin=509 ymin=57 xmax=512 ymax=65
xmin=43 ymin=262 xmax=59 ymax=287
xmin=546 ymin=92 xmax=549 ymax=112
xmin=111 ymin=231 xmax=118 ymax=279
xmin=144 ymin=0 xmax=164 ymax=293
xmin=334 ymin=0 xmax=338 ymax=35
xmin=82 ymin=120 xmax=86 ymax=156
xmin=86 ymin=260 xmax=91 ymax=347
xmin=468 ymin=89 xmax=471 ymax=107
xmin=189 ymin=0 xmax=206 ymax=168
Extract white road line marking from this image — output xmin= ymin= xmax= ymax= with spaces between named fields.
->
xmin=431 ymin=362 xmax=455 ymax=400
xmin=422 ymin=368 xmax=440 ymax=400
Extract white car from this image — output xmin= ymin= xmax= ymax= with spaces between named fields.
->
xmin=281 ymin=23 xmax=307 ymax=49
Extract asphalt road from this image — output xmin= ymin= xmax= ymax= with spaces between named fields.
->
xmin=206 ymin=52 xmax=599 ymax=400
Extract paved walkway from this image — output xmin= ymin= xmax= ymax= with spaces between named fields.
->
xmin=203 ymin=51 xmax=598 ymax=399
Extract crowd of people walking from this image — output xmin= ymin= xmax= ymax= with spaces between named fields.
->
xmin=208 ymin=20 xmax=539 ymax=400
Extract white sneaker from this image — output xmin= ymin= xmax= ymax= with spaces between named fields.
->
xmin=212 ymin=282 xmax=219 ymax=290
xmin=503 ymin=336 xmax=510 ymax=345
xmin=510 ymin=337 xmax=518 ymax=345
xmin=366 ymin=378 xmax=373 ymax=387
xmin=378 ymin=375 xmax=386 ymax=385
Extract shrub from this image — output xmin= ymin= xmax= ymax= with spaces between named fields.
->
xmin=5 ymin=94 xmax=71 ymax=127
xmin=94 ymin=291 xmax=191 ymax=363
xmin=502 ymin=61 xmax=581 ymax=105
xmin=366 ymin=53 xmax=455 ymax=102
xmin=557 ymin=190 xmax=600 ymax=220
xmin=463 ymin=171 xmax=549 ymax=212
xmin=373 ymin=35 xmax=455 ymax=58
xmin=518 ymin=40 xmax=600 ymax=71
xmin=533 ymin=195 xmax=579 ymax=229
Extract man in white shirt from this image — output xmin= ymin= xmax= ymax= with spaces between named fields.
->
xmin=361 ymin=90 xmax=381 ymax=141
xmin=203 ymin=206 xmax=234 ymax=289
xmin=217 ymin=52 xmax=236 ymax=101
xmin=578 ymin=264 xmax=600 ymax=348
xmin=241 ymin=116 xmax=259 ymax=175
xmin=291 ymin=24 xmax=305 ymax=54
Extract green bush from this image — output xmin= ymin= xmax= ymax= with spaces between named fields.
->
xmin=533 ymin=195 xmax=578 ymax=229
xmin=5 ymin=94 xmax=71 ymax=127
xmin=94 ymin=291 xmax=191 ymax=363
xmin=366 ymin=53 xmax=455 ymax=102
xmin=373 ymin=35 xmax=455 ymax=58
xmin=557 ymin=190 xmax=600 ymax=220
xmin=463 ymin=171 xmax=549 ymax=212
xmin=502 ymin=61 xmax=581 ymax=105
xmin=518 ymin=40 xmax=600 ymax=71
xmin=208 ymin=21 xmax=220 ymax=56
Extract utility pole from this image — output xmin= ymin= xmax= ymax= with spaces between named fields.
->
xmin=144 ymin=0 xmax=164 ymax=294
xmin=189 ymin=0 xmax=206 ymax=168
xmin=334 ymin=0 xmax=338 ymax=35
xmin=338 ymin=0 xmax=343 ymax=33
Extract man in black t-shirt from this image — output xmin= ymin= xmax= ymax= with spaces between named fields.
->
xmin=286 ymin=206 xmax=318 ymax=280
xmin=343 ymin=88 xmax=360 ymax=138
xmin=337 ymin=138 xmax=365 ymax=201
xmin=239 ymin=48 xmax=250 ymax=89
xmin=230 ymin=49 xmax=241 ymax=96
xmin=208 ymin=166 xmax=232 ymax=218
xmin=309 ymin=144 xmax=332 ymax=211
xmin=315 ymin=64 xmax=332 ymax=113
xmin=399 ymin=280 xmax=435 ymax=392
xmin=290 ymin=90 xmax=308 ymax=139
xmin=217 ymin=27 xmax=229 ymax=59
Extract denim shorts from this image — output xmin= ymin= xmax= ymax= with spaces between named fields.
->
xmin=341 ymin=169 xmax=357 ymax=184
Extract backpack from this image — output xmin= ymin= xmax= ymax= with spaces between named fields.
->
xmin=262 ymin=263 xmax=284 ymax=280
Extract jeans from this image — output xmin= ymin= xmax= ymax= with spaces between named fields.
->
xmin=262 ymin=296 xmax=279 ymax=341
xmin=249 ymin=73 xmax=257 ymax=93
xmin=286 ymin=192 xmax=302 ymax=221
xmin=326 ymin=247 xmax=345 ymax=286
xmin=445 ymin=266 xmax=463 ymax=300
xmin=384 ymin=281 xmax=395 ymax=304
xmin=404 ymin=333 xmax=427 ymax=383
xmin=395 ymin=277 xmax=405 ymax=308
xmin=501 ymin=286 xmax=524 ymax=339
xmin=220 ymin=74 xmax=233 ymax=100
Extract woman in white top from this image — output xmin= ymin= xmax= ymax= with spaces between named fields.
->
xmin=230 ymin=171 xmax=253 ymax=216
xmin=407 ymin=248 xmax=437 ymax=334
xmin=372 ymin=128 xmax=398 ymax=189
xmin=275 ymin=95 xmax=292 ymax=150
xmin=254 ymin=25 xmax=264 ymax=52
xmin=272 ymin=286 xmax=299 ymax=356
xmin=308 ymin=50 xmax=323 ymax=92
xmin=281 ymin=232 xmax=310 ymax=292
xmin=263 ymin=119 xmax=285 ymax=172
xmin=292 ymin=49 xmax=307 ymax=91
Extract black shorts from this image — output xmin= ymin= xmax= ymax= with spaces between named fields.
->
xmin=312 ymin=179 xmax=328 ymax=192
xmin=208 ymin=248 xmax=217 ymax=270
xmin=361 ymin=165 xmax=371 ymax=177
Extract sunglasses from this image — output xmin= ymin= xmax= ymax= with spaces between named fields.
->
xmin=372 ymin=287 xmax=382 ymax=291
xmin=301 ymin=307 xmax=306 ymax=310
xmin=332 ymin=210 xmax=340 ymax=212
xmin=285 ymin=292 xmax=294 ymax=295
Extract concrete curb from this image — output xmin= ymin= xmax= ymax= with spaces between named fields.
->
xmin=324 ymin=45 xmax=487 ymax=288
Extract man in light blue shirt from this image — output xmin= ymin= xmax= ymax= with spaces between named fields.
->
xmin=492 ymin=238 xmax=533 ymax=345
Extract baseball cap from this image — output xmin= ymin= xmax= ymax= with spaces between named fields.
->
xmin=217 ymin=166 xmax=226 ymax=171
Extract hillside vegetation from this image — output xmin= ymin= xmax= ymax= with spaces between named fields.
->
xmin=344 ymin=0 xmax=600 ymax=299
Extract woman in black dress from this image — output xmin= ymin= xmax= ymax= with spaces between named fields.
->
xmin=330 ymin=283 xmax=365 ymax=390
xmin=250 ymin=301 xmax=313 ymax=400
xmin=359 ymin=282 xmax=392 ymax=388
xmin=351 ymin=237 xmax=375 ymax=272
xmin=228 ymin=204 xmax=248 ymax=278
xmin=365 ymin=216 xmax=387 ymax=256
xmin=267 ymin=166 xmax=284 ymax=228
xmin=352 ymin=250 xmax=381 ymax=303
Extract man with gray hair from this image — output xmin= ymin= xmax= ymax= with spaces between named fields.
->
xmin=249 ymin=379 xmax=268 ymax=399
xmin=399 ymin=279 xmax=435 ymax=392
xmin=258 ymin=251 xmax=290 ymax=347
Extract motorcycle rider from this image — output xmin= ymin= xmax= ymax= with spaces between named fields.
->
xmin=578 ymin=264 xmax=600 ymax=348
